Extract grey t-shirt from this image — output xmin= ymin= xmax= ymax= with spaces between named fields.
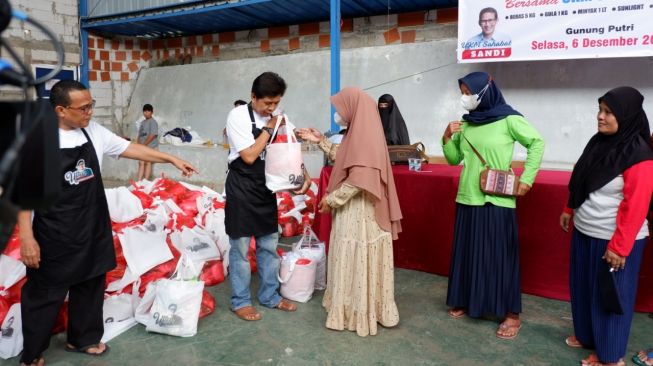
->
xmin=138 ymin=118 xmax=159 ymax=148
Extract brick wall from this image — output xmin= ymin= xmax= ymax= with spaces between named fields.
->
xmin=1 ymin=0 xmax=80 ymax=98
xmin=87 ymin=8 xmax=457 ymax=132
xmin=4 ymin=2 xmax=458 ymax=133
xmin=87 ymin=35 xmax=152 ymax=136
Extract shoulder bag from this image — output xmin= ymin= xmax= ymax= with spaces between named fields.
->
xmin=462 ymin=135 xmax=520 ymax=197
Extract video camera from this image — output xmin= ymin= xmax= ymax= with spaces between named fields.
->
xmin=0 ymin=0 xmax=65 ymax=249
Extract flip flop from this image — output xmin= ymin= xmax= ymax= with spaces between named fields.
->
xmin=496 ymin=321 xmax=522 ymax=340
xmin=566 ymin=335 xmax=583 ymax=348
xmin=20 ymin=356 xmax=44 ymax=366
xmin=276 ymin=298 xmax=297 ymax=312
xmin=447 ymin=308 xmax=466 ymax=319
xmin=632 ymin=349 xmax=653 ymax=366
xmin=581 ymin=353 xmax=600 ymax=365
xmin=65 ymin=343 xmax=110 ymax=356
xmin=580 ymin=354 xmax=624 ymax=366
xmin=583 ymin=360 xmax=624 ymax=366
xmin=233 ymin=306 xmax=262 ymax=321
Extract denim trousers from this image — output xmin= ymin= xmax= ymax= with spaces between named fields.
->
xmin=229 ymin=232 xmax=282 ymax=310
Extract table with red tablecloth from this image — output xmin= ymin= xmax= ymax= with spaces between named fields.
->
xmin=313 ymin=164 xmax=653 ymax=312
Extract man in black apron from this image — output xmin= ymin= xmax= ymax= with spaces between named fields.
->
xmin=17 ymin=80 xmax=197 ymax=366
xmin=225 ymin=72 xmax=310 ymax=321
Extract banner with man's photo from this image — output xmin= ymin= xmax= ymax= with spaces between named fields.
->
xmin=457 ymin=0 xmax=653 ymax=63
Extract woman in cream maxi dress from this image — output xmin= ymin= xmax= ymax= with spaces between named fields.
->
xmin=297 ymin=87 xmax=402 ymax=337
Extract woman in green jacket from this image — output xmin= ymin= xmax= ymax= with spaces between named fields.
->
xmin=441 ymin=71 xmax=544 ymax=340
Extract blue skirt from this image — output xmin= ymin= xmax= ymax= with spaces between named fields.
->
xmin=570 ymin=229 xmax=647 ymax=363
xmin=446 ymin=203 xmax=522 ymax=318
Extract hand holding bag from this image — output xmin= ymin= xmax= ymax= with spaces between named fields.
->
xmin=387 ymin=142 xmax=428 ymax=165
xmin=265 ymin=115 xmax=305 ymax=193
xmin=463 ymin=135 xmax=520 ymax=197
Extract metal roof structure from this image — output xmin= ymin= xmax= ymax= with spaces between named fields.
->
xmin=81 ymin=0 xmax=458 ymax=38
xmin=78 ymin=0 xmax=459 ymax=132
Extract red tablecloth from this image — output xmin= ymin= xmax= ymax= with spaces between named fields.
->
xmin=313 ymin=164 xmax=653 ymax=312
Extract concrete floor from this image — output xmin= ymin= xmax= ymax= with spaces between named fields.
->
xmin=17 ymin=179 xmax=648 ymax=365
xmin=2 ymin=269 xmax=651 ymax=366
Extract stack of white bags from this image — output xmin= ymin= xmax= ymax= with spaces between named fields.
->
xmin=0 ymin=171 xmax=323 ymax=360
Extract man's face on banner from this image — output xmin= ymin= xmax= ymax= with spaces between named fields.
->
xmin=479 ymin=11 xmax=497 ymax=37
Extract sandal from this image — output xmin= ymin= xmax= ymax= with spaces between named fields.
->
xmin=65 ymin=343 xmax=110 ymax=356
xmin=633 ymin=349 xmax=653 ymax=366
xmin=276 ymin=298 xmax=297 ymax=312
xmin=447 ymin=308 xmax=466 ymax=319
xmin=566 ymin=335 xmax=584 ymax=348
xmin=20 ymin=356 xmax=44 ymax=366
xmin=581 ymin=353 xmax=600 ymax=365
xmin=496 ymin=320 xmax=522 ymax=340
xmin=581 ymin=353 xmax=624 ymax=366
xmin=233 ymin=306 xmax=262 ymax=321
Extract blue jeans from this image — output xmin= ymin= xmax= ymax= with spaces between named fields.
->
xmin=229 ymin=233 xmax=282 ymax=310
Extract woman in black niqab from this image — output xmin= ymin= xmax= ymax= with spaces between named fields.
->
xmin=378 ymin=94 xmax=410 ymax=145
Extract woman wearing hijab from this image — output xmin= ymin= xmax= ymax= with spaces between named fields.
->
xmin=441 ymin=71 xmax=544 ymax=339
xmin=297 ymin=87 xmax=402 ymax=337
xmin=378 ymin=94 xmax=410 ymax=145
xmin=559 ymin=87 xmax=653 ymax=366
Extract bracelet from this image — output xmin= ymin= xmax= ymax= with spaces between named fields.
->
xmin=261 ymin=127 xmax=274 ymax=136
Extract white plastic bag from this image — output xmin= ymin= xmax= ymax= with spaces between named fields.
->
xmin=143 ymin=205 xmax=168 ymax=233
xmin=105 ymin=186 xmax=144 ymax=223
xmin=0 ymin=255 xmax=25 ymax=290
xmin=179 ymin=227 xmax=220 ymax=263
xmin=265 ymin=115 xmax=304 ymax=193
xmin=105 ymin=266 xmax=138 ymax=293
xmin=135 ymin=281 xmax=157 ymax=326
xmin=118 ymin=227 xmax=173 ymax=276
xmin=278 ymin=252 xmax=316 ymax=303
xmin=0 ymin=303 xmax=22 ymax=359
xmin=101 ymin=293 xmax=138 ymax=343
xmin=203 ymin=209 xmax=230 ymax=274
xmin=295 ymin=227 xmax=327 ymax=290
xmin=145 ymin=255 xmax=204 ymax=337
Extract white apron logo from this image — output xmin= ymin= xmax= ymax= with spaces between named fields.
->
xmin=64 ymin=159 xmax=95 ymax=185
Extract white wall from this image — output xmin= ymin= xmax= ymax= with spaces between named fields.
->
xmin=125 ymin=39 xmax=653 ymax=168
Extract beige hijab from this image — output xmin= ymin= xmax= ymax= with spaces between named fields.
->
xmin=327 ymin=87 xmax=403 ymax=240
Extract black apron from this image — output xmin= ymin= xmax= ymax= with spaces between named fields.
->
xmin=224 ymin=104 xmax=277 ymax=237
xmin=29 ymin=128 xmax=115 ymax=287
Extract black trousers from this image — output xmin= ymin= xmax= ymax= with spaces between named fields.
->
xmin=20 ymin=274 xmax=105 ymax=363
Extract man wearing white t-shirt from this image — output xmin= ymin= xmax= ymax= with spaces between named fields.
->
xmin=224 ymin=72 xmax=310 ymax=321
xmin=16 ymin=80 xmax=197 ymax=366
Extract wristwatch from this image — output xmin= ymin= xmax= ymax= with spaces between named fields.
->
xmin=261 ymin=127 xmax=274 ymax=136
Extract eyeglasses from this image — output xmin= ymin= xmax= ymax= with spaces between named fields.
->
xmin=479 ymin=19 xmax=497 ymax=24
xmin=66 ymin=100 xmax=96 ymax=114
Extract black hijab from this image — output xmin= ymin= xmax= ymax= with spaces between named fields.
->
xmin=378 ymin=94 xmax=410 ymax=145
xmin=459 ymin=71 xmax=523 ymax=124
xmin=568 ymin=86 xmax=653 ymax=209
